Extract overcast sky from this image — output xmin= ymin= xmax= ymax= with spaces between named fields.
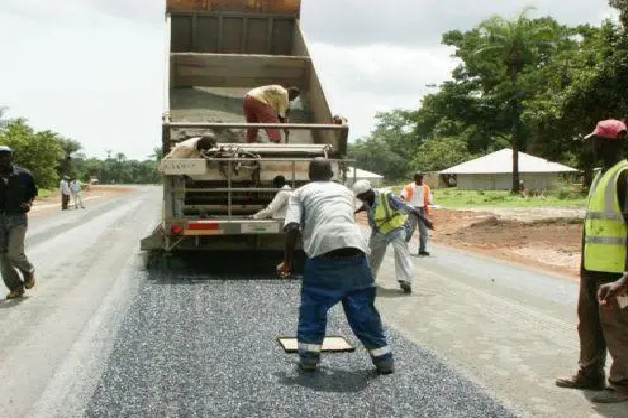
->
xmin=0 ymin=0 xmax=615 ymax=159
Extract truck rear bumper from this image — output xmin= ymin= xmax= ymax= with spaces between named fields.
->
xmin=141 ymin=219 xmax=296 ymax=252
xmin=173 ymin=218 xmax=284 ymax=236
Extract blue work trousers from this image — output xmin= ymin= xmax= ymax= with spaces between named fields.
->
xmin=298 ymin=256 xmax=393 ymax=367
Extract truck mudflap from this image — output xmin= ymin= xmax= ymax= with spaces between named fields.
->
xmin=141 ymin=225 xmax=165 ymax=252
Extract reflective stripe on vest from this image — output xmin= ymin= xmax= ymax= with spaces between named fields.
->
xmin=374 ymin=192 xmax=407 ymax=235
xmin=584 ymin=160 xmax=628 ymax=273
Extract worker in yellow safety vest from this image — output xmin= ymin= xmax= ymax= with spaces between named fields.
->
xmin=556 ymin=120 xmax=628 ymax=403
xmin=353 ymin=180 xmax=414 ymax=293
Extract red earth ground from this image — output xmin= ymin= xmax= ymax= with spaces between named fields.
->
xmin=357 ymin=209 xmax=582 ymax=280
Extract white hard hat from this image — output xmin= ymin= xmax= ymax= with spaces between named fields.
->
xmin=352 ymin=179 xmax=372 ymax=196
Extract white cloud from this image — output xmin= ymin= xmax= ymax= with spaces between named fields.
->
xmin=300 ymin=0 xmax=614 ymax=46
xmin=2 ymin=0 xmax=161 ymax=25
xmin=0 ymin=0 xmax=616 ymax=158
xmin=308 ymin=43 xmax=457 ymax=139
xmin=0 ymin=13 xmax=163 ymax=159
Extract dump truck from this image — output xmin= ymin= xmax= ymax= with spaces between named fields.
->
xmin=141 ymin=0 xmax=353 ymax=260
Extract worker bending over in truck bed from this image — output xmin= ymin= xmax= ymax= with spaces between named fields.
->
xmin=157 ymin=136 xmax=216 ymax=172
xmin=277 ymin=158 xmax=394 ymax=374
xmin=243 ymin=85 xmax=300 ymax=143
xmin=252 ymin=176 xmax=292 ymax=219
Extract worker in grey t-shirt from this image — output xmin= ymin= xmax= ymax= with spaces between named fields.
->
xmin=277 ymin=158 xmax=394 ymax=374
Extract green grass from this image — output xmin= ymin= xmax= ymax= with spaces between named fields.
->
xmin=37 ymin=188 xmax=53 ymax=198
xmin=390 ymin=187 xmax=587 ymax=209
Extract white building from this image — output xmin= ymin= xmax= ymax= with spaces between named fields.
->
xmin=345 ymin=167 xmax=384 ymax=188
xmin=439 ymin=148 xmax=578 ymax=190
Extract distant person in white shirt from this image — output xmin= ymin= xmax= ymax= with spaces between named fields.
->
xmin=70 ymin=178 xmax=85 ymax=209
xmin=158 ymin=136 xmax=216 ymax=172
xmin=252 ymin=176 xmax=292 ymax=219
xmin=60 ymin=177 xmax=71 ymax=211
xmin=277 ymin=158 xmax=394 ymax=375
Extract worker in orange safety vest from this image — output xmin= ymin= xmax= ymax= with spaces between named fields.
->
xmin=401 ymin=172 xmax=432 ymax=256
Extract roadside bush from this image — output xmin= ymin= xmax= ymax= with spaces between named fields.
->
xmin=548 ymin=178 xmax=582 ymax=200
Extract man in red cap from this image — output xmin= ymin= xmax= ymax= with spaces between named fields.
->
xmin=556 ymin=120 xmax=628 ymax=403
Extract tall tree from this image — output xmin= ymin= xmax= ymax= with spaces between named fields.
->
xmin=0 ymin=119 xmax=64 ymax=188
xmin=473 ymin=8 xmax=556 ymax=192
xmin=610 ymin=0 xmax=628 ymax=28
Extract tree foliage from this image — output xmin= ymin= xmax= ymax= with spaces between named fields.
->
xmin=348 ymin=110 xmax=418 ymax=180
xmin=351 ymin=5 xmax=628 ymax=188
xmin=410 ymin=137 xmax=475 ymax=173
xmin=0 ymin=110 xmax=160 ymax=187
xmin=0 ymin=118 xmax=64 ymax=188
xmin=75 ymin=155 xmax=160 ymax=185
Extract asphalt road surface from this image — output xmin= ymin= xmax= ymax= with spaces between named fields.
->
xmin=0 ymin=186 xmax=625 ymax=417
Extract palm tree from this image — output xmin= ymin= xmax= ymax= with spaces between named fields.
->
xmin=475 ymin=8 xmax=556 ymax=193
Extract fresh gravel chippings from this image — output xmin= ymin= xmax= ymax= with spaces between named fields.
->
xmin=85 ymin=271 xmax=518 ymax=418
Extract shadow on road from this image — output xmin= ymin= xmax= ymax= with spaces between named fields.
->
xmin=0 ymin=296 xmax=28 ymax=309
xmin=376 ymin=286 xmax=433 ymax=299
xmin=583 ymin=391 xmax=628 ymax=417
xmin=376 ymin=286 xmax=408 ymax=299
xmin=145 ymin=250 xmax=306 ymax=282
xmin=275 ymin=365 xmax=376 ymax=393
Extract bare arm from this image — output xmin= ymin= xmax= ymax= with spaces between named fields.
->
xmin=283 ymin=224 xmax=300 ymax=269
xmin=277 ymin=192 xmax=302 ymax=278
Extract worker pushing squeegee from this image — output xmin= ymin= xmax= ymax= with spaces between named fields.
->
xmin=276 ymin=158 xmax=395 ymax=374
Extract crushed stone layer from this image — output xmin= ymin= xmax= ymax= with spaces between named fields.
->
xmin=85 ymin=272 xmax=516 ymax=418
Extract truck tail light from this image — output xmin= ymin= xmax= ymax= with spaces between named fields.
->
xmin=170 ymin=225 xmax=184 ymax=235
xmin=188 ymin=222 xmax=219 ymax=231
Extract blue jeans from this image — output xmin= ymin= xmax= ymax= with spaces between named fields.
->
xmin=298 ymin=256 xmax=393 ymax=367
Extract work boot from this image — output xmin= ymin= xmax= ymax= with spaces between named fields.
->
xmin=23 ymin=270 xmax=35 ymax=290
xmin=6 ymin=288 xmax=25 ymax=300
xmin=375 ymin=362 xmax=395 ymax=375
xmin=419 ymin=251 xmax=430 ymax=256
xmin=399 ymin=281 xmax=411 ymax=293
xmin=555 ymin=373 xmax=605 ymax=391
